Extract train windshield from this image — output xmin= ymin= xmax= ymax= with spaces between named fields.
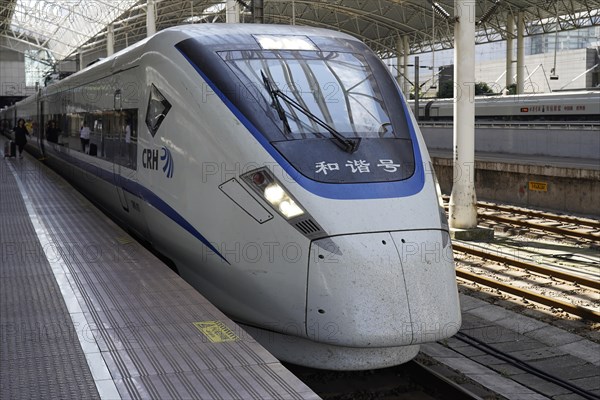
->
xmin=220 ymin=50 xmax=397 ymax=140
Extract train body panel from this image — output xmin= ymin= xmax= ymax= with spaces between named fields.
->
xmin=1 ymin=24 xmax=461 ymax=370
xmin=416 ymin=90 xmax=600 ymax=121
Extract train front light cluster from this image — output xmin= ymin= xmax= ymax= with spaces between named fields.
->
xmin=243 ymin=168 xmax=305 ymax=220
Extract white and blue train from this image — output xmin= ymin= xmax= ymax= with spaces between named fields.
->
xmin=1 ymin=24 xmax=461 ymax=370
xmin=415 ymin=90 xmax=600 ymax=121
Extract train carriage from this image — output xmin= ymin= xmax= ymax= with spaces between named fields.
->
xmin=1 ymin=24 xmax=461 ymax=370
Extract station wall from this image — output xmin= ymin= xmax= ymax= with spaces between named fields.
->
xmin=433 ymin=157 xmax=600 ymax=217
xmin=421 ymin=126 xmax=600 ymax=160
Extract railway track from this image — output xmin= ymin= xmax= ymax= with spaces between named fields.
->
xmin=447 ymin=200 xmax=600 ymax=322
xmin=477 ymin=201 xmax=600 ymax=230
xmin=285 ymin=360 xmax=486 ymax=399
xmin=453 ymin=242 xmax=600 ymax=322
xmin=443 ymin=197 xmax=600 ymax=243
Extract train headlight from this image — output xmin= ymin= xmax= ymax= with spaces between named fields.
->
xmin=242 ymin=168 xmax=305 ymax=220
xmin=264 ymin=184 xmax=285 ymax=204
xmin=278 ymin=199 xmax=304 ymax=219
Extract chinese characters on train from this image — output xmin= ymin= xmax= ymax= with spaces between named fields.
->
xmin=525 ymin=104 xmax=586 ymax=112
xmin=315 ymin=159 xmax=402 ymax=175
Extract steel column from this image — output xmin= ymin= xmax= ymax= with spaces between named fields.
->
xmin=449 ymin=0 xmax=478 ymax=229
xmin=226 ymin=0 xmax=240 ymax=23
xmin=505 ymin=13 xmax=514 ymax=91
xmin=147 ymin=0 xmax=156 ymax=37
xmin=106 ymin=24 xmax=114 ymax=56
xmin=516 ymin=11 xmax=525 ymax=94
xmin=403 ymin=35 xmax=410 ymax=98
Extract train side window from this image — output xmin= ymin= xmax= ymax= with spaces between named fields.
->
xmin=145 ymin=84 xmax=171 ymax=137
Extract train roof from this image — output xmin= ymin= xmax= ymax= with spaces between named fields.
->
xmin=165 ymin=23 xmax=360 ymax=44
xmin=24 ymin=23 xmax=363 ymax=97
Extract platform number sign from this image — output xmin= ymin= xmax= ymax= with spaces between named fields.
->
xmin=528 ymin=181 xmax=548 ymax=192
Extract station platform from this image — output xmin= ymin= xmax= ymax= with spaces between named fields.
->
xmin=420 ymin=292 xmax=600 ymax=399
xmin=0 ymin=148 xmax=318 ymax=399
xmin=428 ymin=149 xmax=600 ymax=171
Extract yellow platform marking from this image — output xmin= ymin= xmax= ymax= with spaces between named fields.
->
xmin=194 ymin=321 xmax=239 ymax=343
xmin=116 ymin=236 xmax=134 ymax=245
xmin=528 ymin=181 xmax=548 ymax=192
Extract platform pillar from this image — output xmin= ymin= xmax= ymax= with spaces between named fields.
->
xmin=253 ymin=0 xmax=264 ymax=23
xmin=449 ymin=0 xmax=478 ymax=230
xmin=106 ymin=24 xmax=114 ymax=56
xmin=403 ymin=36 xmax=410 ymax=98
xmin=396 ymin=37 xmax=402 ymax=90
xmin=516 ymin=11 xmax=525 ymax=94
xmin=226 ymin=0 xmax=240 ymax=23
xmin=505 ymin=13 xmax=514 ymax=91
xmin=146 ymin=0 xmax=156 ymax=37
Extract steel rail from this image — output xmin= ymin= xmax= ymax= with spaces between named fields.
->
xmin=453 ymin=243 xmax=600 ymax=290
xmin=480 ymin=212 xmax=600 ymax=242
xmin=455 ymin=268 xmax=600 ymax=322
xmin=410 ymin=360 xmax=484 ymax=400
xmin=477 ymin=201 xmax=600 ymax=230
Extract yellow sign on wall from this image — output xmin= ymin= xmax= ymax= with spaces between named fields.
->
xmin=528 ymin=181 xmax=548 ymax=192
xmin=194 ymin=321 xmax=239 ymax=343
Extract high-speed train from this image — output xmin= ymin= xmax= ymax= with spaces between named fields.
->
xmin=414 ymin=90 xmax=600 ymax=121
xmin=1 ymin=24 xmax=461 ymax=370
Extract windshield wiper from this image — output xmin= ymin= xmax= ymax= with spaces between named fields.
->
xmin=261 ymin=71 xmax=291 ymax=134
xmin=260 ymin=71 xmax=361 ymax=154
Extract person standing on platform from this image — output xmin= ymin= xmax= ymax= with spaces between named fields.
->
xmin=80 ymin=121 xmax=91 ymax=153
xmin=125 ymin=118 xmax=132 ymax=166
xmin=46 ymin=120 xmax=60 ymax=143
xmin=14 ymin=118 xmax=29 ymax=159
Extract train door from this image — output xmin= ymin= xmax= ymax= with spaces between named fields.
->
xmin=112 ymin=86 xmax=149 ymax=239
xmin=113 ymin=89 xmax=129 ymax=212
xmin=38 ymin=90 xmax=45 ymax=156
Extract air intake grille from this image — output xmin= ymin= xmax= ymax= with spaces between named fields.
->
xmin=294 ymin=217 xmax=326 ymax=239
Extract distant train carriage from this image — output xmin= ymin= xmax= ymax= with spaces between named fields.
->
xmin=413 ymin=91 xmax=600 ymax=121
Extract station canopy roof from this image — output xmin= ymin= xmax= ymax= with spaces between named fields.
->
xmin=1 ymin=0 xmax=599 ymax=63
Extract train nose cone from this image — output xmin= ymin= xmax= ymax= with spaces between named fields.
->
xmin=306 ymin=230 xmax=461 ymax=347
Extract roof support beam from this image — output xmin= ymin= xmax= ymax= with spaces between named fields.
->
xmin=0 ymin=34 xmax=53 ymax=58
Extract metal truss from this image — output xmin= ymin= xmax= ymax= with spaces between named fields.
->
xmin=1 ymin=0 xmax=600 ymax=62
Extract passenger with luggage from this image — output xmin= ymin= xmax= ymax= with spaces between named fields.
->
xmin=3 ymin=140 xmax=16 ymax=158
xmin=14 ymin=118 xmax=29 ymax=159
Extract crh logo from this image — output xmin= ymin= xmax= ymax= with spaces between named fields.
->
xmin=161 ymin=147 xmax=174 ymax=178
xmin=142 ymin=148 xmax=159 ymax=170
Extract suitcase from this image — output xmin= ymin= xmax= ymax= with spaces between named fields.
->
xmin=89 ymin=143 xmax=97 ymax=156
xmin=4 ymin=141 xmax=15 ymax=157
